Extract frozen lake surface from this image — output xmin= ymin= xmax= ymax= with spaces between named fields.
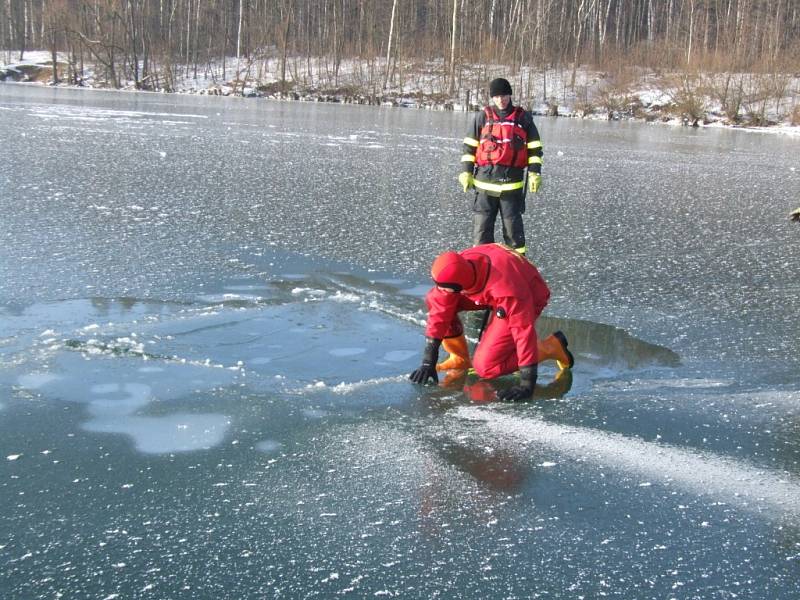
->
xmin=1 ymin=84 xmax=799 ymax=598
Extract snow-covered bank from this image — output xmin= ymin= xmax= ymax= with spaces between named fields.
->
xmin=3 ymin=50 xmax=799 ymax=134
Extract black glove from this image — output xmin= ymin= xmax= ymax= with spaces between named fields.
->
xmin=409 ymin=337 xmax=441 ymax=385
xmin=497 ymin=364 xmax=537 ymax=402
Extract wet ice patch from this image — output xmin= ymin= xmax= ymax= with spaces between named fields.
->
xmin=26 ymin=104 xmax=208 ymax=123
xmin=225 ymin=284 xmax=270 ymax=293
xmin=87 ymin=382 xmax=152 ymax=418
xmin=371 ymin=278 xmax=407 ymax=287
xmin=91 ymin=383 xmax=124 ymax=394
xmin=84 ymin=413 xmax=230 ymax=454
xmin=742 ymin=389 xmax=800 ymax=409
xmin=248 ymin=357 xmax=272 ymax=365
xmin=594 ymin=377 xmax=732 ymax=392
xmin=380 ymin=350 xmax=416 ymax=362
xmin=399 ymin=284 xmax=430 ymax=298
xmin=14 ymin=351 xmax=238 ymax=451
xmin=329 ymin=347 xmax=366 ymax=357
xmin=196 ymin=293 xmax=261 ymax=303
xmin=255 ymin=440 xmax=282 ymax=454
xmin=17 ymin=372 xmax=60 ymax=389
xmin=302 ymin=408 xmax=329 ymax=419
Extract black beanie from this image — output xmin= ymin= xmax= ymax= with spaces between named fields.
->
xmin=489 ymin=77 xmax=512 ymax=96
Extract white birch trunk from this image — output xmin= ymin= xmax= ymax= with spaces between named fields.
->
xmin=448 ymin=0 xmax=457 ymax=96
xmin=383 ymin=0 xmax=398 ymax=91
xmin=236 ymin=0 xmax=243 ymax=83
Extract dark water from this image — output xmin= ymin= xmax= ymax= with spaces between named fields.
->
xmin=1 ymin=84 xmax=799 ymax=598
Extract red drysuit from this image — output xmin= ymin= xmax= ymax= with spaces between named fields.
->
xmin=424 ymin=244 xmax=550 ymax=379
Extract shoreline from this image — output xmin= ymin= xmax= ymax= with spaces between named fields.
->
xmin=3 ymin=78 xmax=799 ymax=137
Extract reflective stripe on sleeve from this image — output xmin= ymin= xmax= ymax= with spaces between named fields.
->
xmin=461 ymin=154 xmax=476 ymax=163
xmin=463 ymin=137 xmax=479 ymax=147
xmin=528 ymin=156 xmax=543 ymax=165
xmin=527 ymin=140 xmax=543 ymax=149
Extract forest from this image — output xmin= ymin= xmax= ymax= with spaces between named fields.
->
xmin=2 ymin=0 xmax=800 ymax=120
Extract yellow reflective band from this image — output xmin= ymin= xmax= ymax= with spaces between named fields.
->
xmin=463 ymin=137 xmax=479 ymax=147
xmin=474 ymin=180 xmax=524 ymax=193
xmin=514 ymin=246 xmax=527 ymax=255
xmin=461 ymin=154 xmax=476 ymax=163
xmin=528 ymin=156 xmax=543 ymax=165
xmin=527 ymin=140 xmax=543 ymax=149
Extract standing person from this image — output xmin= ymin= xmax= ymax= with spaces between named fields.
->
xmin=409 ymin=244 xmax=573 ymax=402
xmin=459 ymin=78 xmax=543 ymax=256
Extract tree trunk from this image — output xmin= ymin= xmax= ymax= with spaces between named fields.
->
xmin=448 ymin=0 xmax=458 ymax=97
xmin=570 ymin=0 xmax=588 ymax=90
xmin=50 ymin=24 xmax=58 ymax=85
xmin=235 ymin=0 xmax=243 ymax=83
xmin=687 ymin=0 xmax=695 ymax=66
xmin=383 ymin=0 xmax=398 ymax=91
xmin=280 ymin=4 xmax=292 ymax=96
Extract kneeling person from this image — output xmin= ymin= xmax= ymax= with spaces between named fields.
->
xmin=409 ymin=244 xmax=572 ymax=401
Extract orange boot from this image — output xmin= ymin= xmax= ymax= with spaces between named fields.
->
xmin=436 ymin=334 xmax=472 ymax=371
xmin=537 ymin=331 xmax=574 ymax=370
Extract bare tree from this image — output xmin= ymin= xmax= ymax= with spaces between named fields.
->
xmin=447 ymin=0 xmax=457 ymax=96
xmin=1 ymin=0 xmax=798 ymax=102
xmin=383 ymin=0 xmax=398 ymax=91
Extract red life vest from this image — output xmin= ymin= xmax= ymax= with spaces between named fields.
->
xmin=475 ymin=106 xmax=528 ymax=169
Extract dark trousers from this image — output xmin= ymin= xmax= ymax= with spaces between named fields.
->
xmin=471 ymin=189 xmax=526 ymax=250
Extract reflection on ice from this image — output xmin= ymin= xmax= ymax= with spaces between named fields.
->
xmin=457 ymin=406 xmax=800 ymax=518
xmin=538 ymin=315 xmax=681 ymax=370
